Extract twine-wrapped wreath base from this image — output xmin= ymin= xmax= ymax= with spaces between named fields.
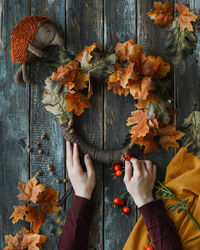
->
xmin=59 ymin=123 xmax=142 ymax=164
xmin=42 ymin=41 xmax=184 ymax=164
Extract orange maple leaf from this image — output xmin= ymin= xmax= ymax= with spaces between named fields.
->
xmin=135 ymin=92 xmax=160 ymax=109
xmin=148 ymin=1 xmax=174 ymax=28
xmin=51 ymin=60 xmax=80 ymax=84
xmin=4 ymin=227 xmax=46 ymax=250
xmin=25 ymin=206 xmax=46 ymax=233
xmin=75 ymin=43 xmax=102 ymax=63
xmin=107 ymin=80 xmax=130 ymax=96
xmin=64 ymin=91 xmax=91 ymax=116
xmin=135 ymin=128 xmax=158 ymax=153
xmin=107 ymin=62 xmax=137 ymax=89
xmin=175 ymin=3 xmax=198 ymax=31
xmin=127 ymin=110 xmax=150 ymax=142
xmin=158 ymin=124 xmax=185 ymax=150
xmin=10 ymin=205 xmax=27 ymax=224
xmin=128 ymin=76 xmax=155 ymax=99
xmin=37 ymin=185 xmax=61 ymax=216
xmin=17 ymin=178 xmax=46 ymax=204
xmin=142 ymin=56 xmax=170 ymax=79
xmin=115 ymin=41 xmax=146 ymax=67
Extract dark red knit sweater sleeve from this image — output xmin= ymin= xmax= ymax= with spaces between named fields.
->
xmin=57 ymin=195 xmax=95 ymax=250
xmin=139 ymin=200 xmax=183 ymax=250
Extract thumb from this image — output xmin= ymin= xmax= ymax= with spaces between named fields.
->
xmin=84 ymin=154 xmax=95 ymax=176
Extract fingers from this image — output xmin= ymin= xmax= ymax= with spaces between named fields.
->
xmin=73 ymin=143 xmax=83 ymax=173
xmin=84 ymin=154 xmax=95 ymax=176
xmin=124 ymin=161 xmax=133 ymax=181
xmin=143 ymin=160 xmax=153 ymax=175
xmin=67 ymin=141 xmax=73 ymax=172
xmin=130 ymin=158 xmax=142 ymax=177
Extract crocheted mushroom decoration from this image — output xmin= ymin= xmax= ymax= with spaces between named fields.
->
xmin=11 ymin=15 xmax=65 ymax=84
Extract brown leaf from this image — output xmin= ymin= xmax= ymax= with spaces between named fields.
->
xmin=75 ymin=43 xmax=102 ymax=63
xmin=17 ymin=178 xmax=46 ymax=204
xmin=158 ymin=124 xmax=185 ymax=150
xmin=148 ymin=1 xmax=174 ymax=28
xmin=175 ymin=3 xmax=197 ymax=31
xmin=135 ymin=93 xmax=160 ymax=109
xmin=135 ymin=128 xmax=158 ymax=153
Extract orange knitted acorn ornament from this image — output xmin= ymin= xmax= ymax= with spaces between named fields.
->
xmin=11 ymin=15 xmax=51 ymax=63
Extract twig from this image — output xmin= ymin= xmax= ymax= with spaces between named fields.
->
xmin=59 ymin=184 xmax=73 ymax=206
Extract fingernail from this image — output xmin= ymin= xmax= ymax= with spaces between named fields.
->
xmin=85 ymin=154 xmax=90 ymax=159
xmin=67 ymin=141 xmax=70 ymax=145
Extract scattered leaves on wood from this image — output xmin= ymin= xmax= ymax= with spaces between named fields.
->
xmin=4 ymin=227 xmax=46 ymax=250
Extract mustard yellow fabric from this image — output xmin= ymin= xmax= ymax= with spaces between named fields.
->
xmin=123 ymin=145 xmax=200 ymax=250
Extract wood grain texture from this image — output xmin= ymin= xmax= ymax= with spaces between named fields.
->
xmin=174 ymin=0 xmax=200 ymax=127
xmin=0 ymin=0 xmax=30 ymax=248
xmin=30 ymin=0 xmax=66 ymax=249
xmin=103 ymin=1 xmax=137 ymax=249
xmin=65 ymin=1 xmax=104 ymax=249
xmin=137 ymin=0 xmax=175 ymax=181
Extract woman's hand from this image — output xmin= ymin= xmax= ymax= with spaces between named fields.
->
xmin=66 ymin=141 xmax=96 ymax=200
xmin=123 ymin=158 xmax=156 ymax=208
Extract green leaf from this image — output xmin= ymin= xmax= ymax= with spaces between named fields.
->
xmin=177 ymin=208 xmax=184 ymax=214
xmin=81 ymin=50 xmax=117 ymax=78
xmin=182 ymin=111 xmax=200 ymax=158
xmin=42 ymin=77 xmax=73 ymax=124
xmin=164 ymin=18 xmax=198 ymax=64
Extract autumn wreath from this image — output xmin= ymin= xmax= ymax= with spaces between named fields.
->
xmin=42 ymin=40 xmax=184 ymax=164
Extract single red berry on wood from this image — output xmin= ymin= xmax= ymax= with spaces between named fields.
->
xmin=113 ymin=197 xmax=120 ymax=205
xmin=114 ymin=164 xmax=121 ymax=171
xmin=119 ymin=199 xmax=125 ymax=206
xmin=146 ymin=246 xmax=154 ymax=250
xmin=116 ymin=170 xmax=122 ymax=177
xmin=123 ymin=206 xmax=130 ymax=214
xmin=124 ymin=153 xmax=131 ymax=161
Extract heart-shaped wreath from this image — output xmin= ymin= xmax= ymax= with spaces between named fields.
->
xmin=42 ymin=40 xmax=184 ymax=164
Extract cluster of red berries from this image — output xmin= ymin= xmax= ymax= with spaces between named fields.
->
xmin=113 ymin=197 xmax=130 ymax=215
xmin=121 ymin=152 xmax=131 ymax=161
xmin=113 ymin=153 xmax=131 ymax=177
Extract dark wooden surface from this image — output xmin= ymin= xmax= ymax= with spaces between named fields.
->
xmin=0 ymin=0 xmax=199 ymax=249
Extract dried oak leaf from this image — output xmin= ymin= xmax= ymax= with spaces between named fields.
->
xmin=182 ymin=111 xmax=200 ymax=158
xmin=4 ymin=227 xmax=46 ymax=250
xmin=107 ymin=80 xmax=130 ymax=96
xmin=135 ymin=128 xmax=158 ymax=153
xmin=37 ymin=185 xmax=61 ymax=216
xmin=64 ymin=91 xmax=91 ymax=116
xmin=17 ymin=177 xmax=46 ymax=204
xmin=158 ymin=124 xmax=184 ymax=150
xmin=148 ymin=1 xmax=174 ymax=28
xmin=10 ymin=205 xmax=27 ymax=224
xmin=175 ymin=3 xmax=198 ymax=31
xmin=127 ymin=109 xmax=158 ymax=142
xmin=25 ymin=206 xmax=46 ymax=233
xmin=42 ymin=77 xmax=73 ymax=124
xmin=127 ymin=76 xmax=155 ymax=99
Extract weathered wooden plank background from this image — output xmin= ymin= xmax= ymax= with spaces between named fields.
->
xmin=0 ymin=0 xmax=199 ymax=249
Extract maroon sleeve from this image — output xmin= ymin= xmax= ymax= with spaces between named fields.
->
xmin=139 ymin=200 xmax=183 ymax=250
xmin=57 ymin=195 xmax=95 ymax=250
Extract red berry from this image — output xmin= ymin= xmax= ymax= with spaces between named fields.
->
xmin=113 ymin=197 xmax=120 ymax=205
xmin=114 ymin=164 xmax=121 ymax=171
xmin=146 ymin=246 xmax=153 ymax=250
xmin=119 ymin=199 xmax=125 ymax=206
xmin=116 ymin=170 xmax=122 ymax=177
xmin=124 ymin=153 xmax=131 ymax=161
xmin=123 ymin=206 xmax=130 ymax=214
